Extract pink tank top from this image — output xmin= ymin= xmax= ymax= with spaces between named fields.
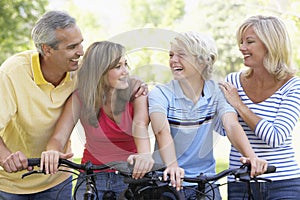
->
xmin=80 ymin=102 xmax=137 ymax=166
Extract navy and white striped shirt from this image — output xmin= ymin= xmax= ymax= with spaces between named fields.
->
xmin=226 ymin=72 xmax=300 ymax=181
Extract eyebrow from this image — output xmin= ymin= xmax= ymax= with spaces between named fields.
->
xmin=66 ymin=39 xmax=84 ymax=48
xmin=118 ymin=59 xmax=127 ymax=64
xmin=245 ymin=36 xmax=256 ymax=40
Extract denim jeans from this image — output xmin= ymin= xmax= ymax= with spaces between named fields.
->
xmin=0 ymin=176 xmax=72 ymax=200
xmin=74 ymin=172 xmax=127 ymax=200
xmin=180 ymin=184 xmax=222 ymax=200
xmin=228 ymin=177 xmax=300 ymax=200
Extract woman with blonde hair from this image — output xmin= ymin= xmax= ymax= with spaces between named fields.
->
xmin=220 ymin=15 xmax=300 ymax=199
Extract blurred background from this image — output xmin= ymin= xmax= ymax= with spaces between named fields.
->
xmin=1 ymin=0 xmax=300 ymax=79
xmin=1 ymin=0 xmax=300 ymax=198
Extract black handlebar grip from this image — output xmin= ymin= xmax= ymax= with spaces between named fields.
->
xmin=265 ymin=165 xmax=276 ymax=174
xmin=27 ymin=158 xmax=41 ymax=166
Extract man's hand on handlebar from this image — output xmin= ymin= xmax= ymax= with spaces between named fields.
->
xmin=240 ymin=156 xmax=268 ymax=177
xmin=40 ymin=150 xmax=73 ymax=174
xmin=127 ymin=153 xmax=154 ymax=179
xmin=1 ymin=151 xmax=31 ymax=172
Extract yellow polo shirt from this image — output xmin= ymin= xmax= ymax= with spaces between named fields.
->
xmin=0 ymin=50 xmax=76 ymax=194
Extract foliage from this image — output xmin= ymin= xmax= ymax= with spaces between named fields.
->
xmin=1 ymin=0 xmax=300 ymax=79
xmin=0 ymin=0 xmax=47 ymax=65
xmin=56 ymin=0 xmax=105 ymax=47
xmin=125 ymin=0 xmax=300 ymax=80
xmin=128 ymin=0 xmax=185 ymax=27
xmin=185 ymin=0 xmax=300 ymax=79
xmin=285 ymin=0 xmax=300 ymax=74
xmin=128 ymin=49 xmax=172 ymax=85
xmin=216 ymin=160 xmax=229 ymax=173
xmin=127 ymin=0 xmax=185 ymax=84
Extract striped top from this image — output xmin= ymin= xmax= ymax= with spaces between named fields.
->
xmin=226 ymin=72 xmax=300 ymax=181
xmin=149 ymin=79 xmax=235 ymax=185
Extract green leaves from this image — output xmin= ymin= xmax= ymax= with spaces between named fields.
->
xmin=0 ymin=0 xmax=47 ymax=65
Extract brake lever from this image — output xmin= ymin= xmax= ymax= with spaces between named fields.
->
xmin=233 ymin=164 xmax=273 ymax=183
xmin=233 ymin=164 xmax=251 ymax=181
xmin=22 ymin=170 xmax=46 ymax=179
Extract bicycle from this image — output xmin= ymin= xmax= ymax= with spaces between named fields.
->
xmin=23 ymin=158 xmax=276 ymax=200
xmin=23 ymin=158 xmax=165 ymax=200
xmin=117 ymin=163 xmax=276 ymax=200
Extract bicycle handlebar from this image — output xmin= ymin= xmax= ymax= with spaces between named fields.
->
xmin=27 ymin=158 xmax=111 ymax=171
xmin=184 ymin=164 xmax=276 ymax=183
xmin=23 ymin=159 xmax=276 ymax=200
xmin=24 ymin=158 xmax=166 ymax=178
xmin=25 ymin=158 xmax=276 ymax=184
xmin=121 ymin=163 xmax=276 ymax=184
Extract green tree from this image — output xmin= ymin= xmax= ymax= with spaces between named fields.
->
xmin=188 ymin=0 xmax=300 ymax=79
xmin=283 ymin=0 xmax=300 ymax=74
xmin=127 ymin=0 xmax=185 ymax=84
xmin=0 ymin=0 xmax=47 ymax=65
xmin=129 ymin=0 xmax=185 ymax=27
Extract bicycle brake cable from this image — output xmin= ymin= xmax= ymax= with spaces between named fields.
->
xmin=21 ymin=170 xmax=46 ymax=179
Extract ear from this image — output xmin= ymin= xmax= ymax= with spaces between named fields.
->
xmin=41 ymin=44 xmax=52 ymax=56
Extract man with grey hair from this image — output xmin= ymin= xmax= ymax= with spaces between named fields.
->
xmin=0 ymin=10 xmax=84 ymax=199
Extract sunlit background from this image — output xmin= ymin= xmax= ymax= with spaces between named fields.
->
xmin=1 ymin=1 xmax=300 ymax=199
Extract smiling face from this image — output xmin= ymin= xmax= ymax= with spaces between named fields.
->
xmin=107 ymin=56 xmax=129 ymax=90
xmin=47 ymin=25 xmax=84 ymax=73
xmin=239 ymin=26 xmax=267 ymax=68
xmin=169 ymin=43 xmax=201 ymax=81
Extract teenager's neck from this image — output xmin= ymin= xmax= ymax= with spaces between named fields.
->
xmin=179 ymin=78 xmax=204 ymax=104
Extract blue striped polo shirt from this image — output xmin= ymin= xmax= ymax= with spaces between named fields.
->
xmin=226 ymin=72 xmax=300 ymax=181
xmin=149 ymin=79 xmax=235 ymax=184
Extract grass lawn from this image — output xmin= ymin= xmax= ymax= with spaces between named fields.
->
xmin=216 ymin=160 xmax=229 ymax=173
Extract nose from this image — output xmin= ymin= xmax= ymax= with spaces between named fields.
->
xmin=76 ymin=44 xmax=84 ymax=56
xmin=122 ymin=65 xmax=129 ymax=74
xmin=170 ymin=54 xmax=179 ymax=63
xmin=239 ymin=42 xmax=247 ymax=51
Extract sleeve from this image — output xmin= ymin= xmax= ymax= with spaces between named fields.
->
xmin=148 ymin=85 xmax=170 ymax=116
xmin=0 ymin=71 xmax=17 ymax=132
xmin=212 ymin=81 xmax=236 ymax=136
xmin=227 ymin=72 xmax=300 ymax=148
xmin=216 ymin=86 xmax=236 ymax=116
xmin=254 ymin=80 xmax=300 ymax=147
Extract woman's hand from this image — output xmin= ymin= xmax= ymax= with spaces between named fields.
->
xmin=40 ymin=150 xmax=73 ymax=174
xmin=219 ymin=81 xmax=242 ymax=108
xmin=240 ymin=156 xmax=268 ymax=177
xmin=127 ymin=153 xmax=154 ymax=179
xmin=163 ymin=164 xmax=184 ymax=191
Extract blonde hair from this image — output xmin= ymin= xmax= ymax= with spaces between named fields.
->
xmin=237 ymin=15 xmax=296 ymax=80
xmin=77 ymin=41 xmax=125 ymax=127
xmin=171 ymin=31 xmax=218 ymax=80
